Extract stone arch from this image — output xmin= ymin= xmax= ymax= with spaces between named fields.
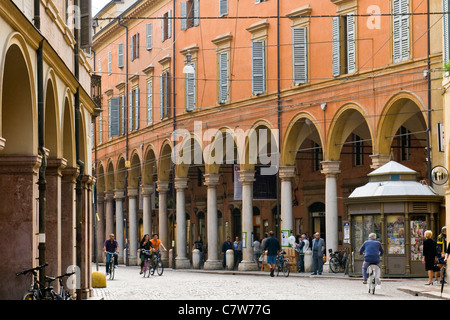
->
xmin=326 ymin=103 xmax=374 ymax=161
xmin=97 ymin=162 xmax=106 ymax=193
xmin=128 ymin=149 xmax=142 ymax=188
xmin=204 ymin=127 xmax=239 ymax=175
xmin=62 ymin=91 xmax=75 ymax=167
xmin=376 ymin=92 xmax=427 ymax=156
xmin=116 ymin=155 xmax=127 ymax=190
xmin=281 ymin=112 xmax=324 ymax=166
xmin=143 ymin=145 xmax=157 ymax=185
xmin=0 ymin=32 xmax=36 ymax=155
xmin=174 ymin=133 xmax=203 ymax=178
xmin=44 ymin=71 xmax=60 ymax=159
xmin=105 ymin=158 xmax=115 ymax=191
xmin=158 ymin=139 xmax=173 ymax=181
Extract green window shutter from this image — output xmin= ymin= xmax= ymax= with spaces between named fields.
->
xmin=393 ymin=0 xmax=409 ymax=63
xmin=346 ymin=13 xmax=356 ymax=74
xmin=146 ymin=23 xmax=152 ymax=50
xmin=110 ymin=97 xmax=120 ymax=137
xmin=147 ymin=81 xmax=153 ymax=124
xmin=160 ymin=75 xmax=164 ymax=119
xmin=219 ymin=0 xmax=228 ymax=17
xmin=186 ymin=62 xmax=196 ymax=111
xmin=400 ymin=0 xmax=409 ymax=61
xmin=193 ymin=0 xmax=200 ymax=26
xmin=332 ymin=17 xmax=341 ymax=77
xmin=292 ymin=27 xmax=307 ymax=85
xmin=135 ymin=87 xmax=139 ymax=130
xmin=219 ymin=52 xmax=229 ymax=103
xmin=181 ymin=2 xmax=187 ymax=30
xmin=118 ymin=43 xmax=124 ymax=68
xmin=168 ymin=10 xmax=172 ymax=39
xmin=108 ymin=51 xmax=112 ymax=75
xmin=444 ymin=0 xmax=450 ymax=64
xmin=252 ymin=40 xmax=265 ymax=95
xmin=129 ymin=90 xmax=134 ymax=131
xmin=121 ymin=94 xmax=125 ymax=135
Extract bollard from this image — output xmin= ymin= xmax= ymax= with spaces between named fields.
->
xmin=226 ymin=249 xmax=234 ymax=270
xmin=192 ymin=249 xmax=200 ymax=269
xmin=92 ymin=271 xmax=106 ymax=288
xmin=304 ymin=250 xmax=312 ymax=272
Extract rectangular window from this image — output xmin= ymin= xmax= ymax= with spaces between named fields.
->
xmin=147 ymin=80 xmax=153 ymax=124
xmin=108 ymin=51 xmax=112 ymax=75
xmin=134 ymin=87 xmax=140 ymax=130
xmin=131 ymin=33 xmax=139 ymax=61
xmin=160 ymin=72 xmax=170 ymax=119
xmin=118 ymin=43 xmax=124 ymax=68
xmin=186 ymin=62 xmax=196 ymax=111
xmin=110 ymin=97 xmax=120 ymax=137
xmin=98 ymin=58 xmax=102 ymax=74
xmin=353 ymin=134 xmax=364 ymax=166
xmin=219 ymin=0 xmax=228 ymax=17
xmin=120 ymin=94 xmax=125 ymax=135
xmin=393 ymin=0 xmax=410 ymax=63
xmin=252 ymin=40 xmax=265 ymax=95
xmin=332 ymin=14 xmax=356 ymax=77
xmin=218 ymin=52 xmax=229 ymax=103
xmin=181 ymin=0 xmax=199 ymax=30
xmin=444 ymin=0 xmax=450 ymax=64
xmin=162 ymin=11 xmax=172 ymax=42
xmin=292 ymin=26 xmax=308 ymax=85
xmin=98 ymin=112 xmax=103 ymax=144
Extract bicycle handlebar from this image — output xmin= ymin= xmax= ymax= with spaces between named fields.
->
xmin=16 ymin=263 xmax=48 ymax=276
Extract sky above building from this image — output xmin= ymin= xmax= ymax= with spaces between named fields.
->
xmin=92 ymin=0 xmax=110 ymax=16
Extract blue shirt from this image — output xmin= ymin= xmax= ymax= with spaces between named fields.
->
xmin=359 ymin=239 xmax=383 ymax=263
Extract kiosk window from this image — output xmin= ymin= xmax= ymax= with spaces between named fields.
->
xmin=410 ymin=216 xmax=427 ymax=261
xmin=387 ymin=215 xmax=405 ymax=255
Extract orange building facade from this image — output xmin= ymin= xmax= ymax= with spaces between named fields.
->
xmin=92 ymin=0 xmax=446 ymax=275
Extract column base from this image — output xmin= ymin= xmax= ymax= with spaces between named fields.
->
xmin=238 ymin=260 xmax=258 ymax=271
xmin=204 ymin=259 xmax=223 ymax=270
xmin=175 ymin=257 xmax=192 ymax=269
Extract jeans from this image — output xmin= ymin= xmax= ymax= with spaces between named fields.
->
xmin=362 ymin=260 xmax=379 ymax=280
xmin=106 ymin=252 xmax=118 ymax=273
xmin=298 ymin=254 xmax=305 ymax=272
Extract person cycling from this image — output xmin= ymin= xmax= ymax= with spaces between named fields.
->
xmin=359 ymin=233 xmax=383 ymax=284
xmin=150 ymin=233 xmax=167 ymax=257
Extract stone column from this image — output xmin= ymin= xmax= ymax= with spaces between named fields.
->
xmin=141 ymin=184 xmax=154 ymax=236
xmin=321 ymin=161 xmax=341 ymax=260
xmin=81 ymin=175 xmax=95 ymax=299
xmin=96 ymin=192 xmax=105 ymax=263
xmin=279 ymin=166 xmax=296 ymax=242
xmin=370 ymin=154 xmax=391 ymax=169
xmin=45 ymin=158 xmax=67 ymax=281
xmin=127 ymin=187 xmax=139 ymax=265
xmin=238 ymin=170 xmax=258 ymax=271
xmin=104 ymin=191 xmax=115 ymax=238
xmin=157 ymin=181 xmax=170 ymax=266
xmin=174 ymin=177 xmax=191 ymax=269
xmin=204 ymin=173 xmax=222 ymax=270
xmin=61 ymin=167 xmax=78 ymax=270
xmin=114 ymin=190 xmax=125 ymax=264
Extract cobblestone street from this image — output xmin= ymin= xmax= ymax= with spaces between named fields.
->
xmin=92 ymin=265 xmax=443 ymax=301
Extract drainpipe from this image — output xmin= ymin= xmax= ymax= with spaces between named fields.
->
xmin=172 ymin=0 xmax=177 ymax=266
xmin=35 ymin=0 xmax=47 ymax=284
xmin=73 ymin=0 xmax=84 ymax=300
xmin=117 ymin=17 xmax=130 ymax=265
xmin=426 ymin=0 xmax=432 ymax=186
xmin=276 ymin=0 xmax=281 ymax=238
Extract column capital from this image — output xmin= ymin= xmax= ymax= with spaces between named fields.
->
xmin=239 ymin=169 xmax=255 ymax=185
xmin=114 ymin=189 xmax=125 ymax=200
xmin=61 ymin=166 xmax=79 ymax=183
xmin=141 ymin=184 xmax=155 ymax=196
xmin=174 ymin=177 xmax=189 ymax=190
xmin=127 ymin=186 xmax=139 ymax=198
xmin=320 ymin=161 xmax=341 ymax=176
xmin=279 ymin=166 xmax=296 ymax=180
xmin=204 ymin=173 xmax=220 ymax=187
xmin=157 ymin=180 xmax=170 ymax=193
xmin=104 ymin=190 xmax=115 ymax=201
xmin=46 ymin=158 xmax=68 ymax=177
xmin=370 ymin=154 xmax=391 ymax=169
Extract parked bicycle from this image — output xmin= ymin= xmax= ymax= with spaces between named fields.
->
xmin=16 ymin=263 xmax=53 ymax=300
xmin=45 ymin=271 xmax=76 ymax=300
xmin=328 ymin=248 xmax=348 ymax=273
xmin=275 ymin=250 xmax=290 ymax=277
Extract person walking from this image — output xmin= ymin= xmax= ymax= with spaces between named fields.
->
xmin=359 ymin=233 xmax=383 ymax=284
xmin=221 ymin=236 xmax=233 ymax=269
xmin=264 ymin=231 xmax=281 ymax=277
xmin=311 ymin=232 xmax=325 ymax=275
xmin=423 ymin=230 xmax=437 ymax=285
xmin=233 ymin=236 xmax=243 ymax=268
xmin=436 ymin=227 xmax=447 ymax=284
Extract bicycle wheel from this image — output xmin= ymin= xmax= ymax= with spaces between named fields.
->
xmin=109 ymin=258 xmax=115 ymax=280
xmin=329 ymin=257 xmax=340 ymax=273
xmin=156 ymin=259 xmax=164 ymax=276
xmin=276 ymin=262 xmax=281 ymax=277
xmin=282 ymin=261 xmax=290 ymax=277
xmin=143 ymin=259 xmax=150 ymax=278
xmin=22 ymin=291 xmax=37 ymax=300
